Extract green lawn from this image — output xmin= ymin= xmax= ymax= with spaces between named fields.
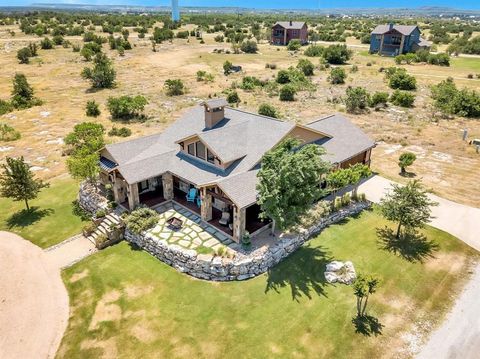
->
xmin=59 ymin=208 xmax=478 ymax=359
xmin=451 ymin=57 xmax=480 ymax=72
xmin=0 ymin=177 xmax=87 ymax=248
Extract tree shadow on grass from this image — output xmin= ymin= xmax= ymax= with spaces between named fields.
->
xmin=71 ymin=200 xmax=91 ymax=221
xmin=399 ymin=171 xmax=417 ymax=178
xmin=7 ymin=206 xmax=54 ymax=228
xmin=377 ymin=227 xmax=439 ymax=263
xmin=352 ymin=314 xmax=384 ymax=337
xmin=265 ymin=245 xmax=333 ymax=302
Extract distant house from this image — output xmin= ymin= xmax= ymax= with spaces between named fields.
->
xmin=369 ymin=24 xmax=431 ymax=56
xmin=99 ymin=99 xmax=375 ymax=243
xmin=271 ymin=21 xmax=308 ymax=46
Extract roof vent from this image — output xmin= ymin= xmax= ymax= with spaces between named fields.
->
xmin=201 ymin=98 xmax=228 ymax=129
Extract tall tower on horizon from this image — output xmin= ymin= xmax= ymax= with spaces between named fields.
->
xmin=172 ymin=0 xmax=180 ymax=22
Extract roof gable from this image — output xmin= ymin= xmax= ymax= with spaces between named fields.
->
xmin=371 ymin=24 xmax=419 ymax=36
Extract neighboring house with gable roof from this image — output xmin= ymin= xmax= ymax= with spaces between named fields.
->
xmin=370 ymin=23 xmax=431 ymax=56
xmin=98 ymin=99 xmax=375 ymax=243
xmin=271 ymin=21 xmax=308 ymax=45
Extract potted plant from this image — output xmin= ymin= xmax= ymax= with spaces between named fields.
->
xmin=82 ymin=222 xmax=96 ymax=237
xmin=241 ymin=231 xmax=251 ymax=248
xmin=93 ymin=208 xmax=107 ymax=225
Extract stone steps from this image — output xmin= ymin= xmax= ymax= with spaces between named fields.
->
xmin=86 ymin=212 xmax=123 ymax=246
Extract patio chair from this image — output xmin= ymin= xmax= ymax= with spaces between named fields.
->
xmin=186 ymin=188 xmax=197 ymax=202
xmin=219 ymin=211 xmax=230 ymax=226
xmin=196 ymin=196 xmax=201 ymax=208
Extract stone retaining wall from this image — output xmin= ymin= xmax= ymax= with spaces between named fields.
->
xmin=78 ymin=181 xmax=109 ymax=214
xmin=125 ymin=201 xmax=371 ymax=281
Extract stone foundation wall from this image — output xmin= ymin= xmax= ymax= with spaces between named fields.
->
xmin=78 ymin=181 xmax=109 ymax=214
xmin=125 ymin=201 xmax=371 ymax=281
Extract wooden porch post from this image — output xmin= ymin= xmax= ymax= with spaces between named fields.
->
xmin=200 ymin=188 xmax=213 ymax=221
xmin=283 ymin=29 xmax=287 ymax=46
xmin=162 ymin=173 xmax=174 ymax=200
xmin=379 ymin=34 xmax=385 ymax=54
xmin=399 ymin=35 xmax=405 ymax=55
xmin=233 ymin=205 xmax=246 ymax=243
xmin=127 ymin=182 xmax=140 ymax=210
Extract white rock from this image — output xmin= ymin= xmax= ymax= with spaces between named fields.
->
xmin=326 ymin=261 xmax=344 ymax=272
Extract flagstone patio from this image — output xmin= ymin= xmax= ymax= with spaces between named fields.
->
xmin=148 ymin=202 xmax=236 ymax=253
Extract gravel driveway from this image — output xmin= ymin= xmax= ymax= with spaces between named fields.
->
xmin=0 ymin=231 xmax=69 ymax=359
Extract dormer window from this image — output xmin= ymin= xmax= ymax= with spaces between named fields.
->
xmin=187 ymin=143 xmax=195 ymax=156
xmin=196 ymin=141 xmax=206 ymax=160
xmin=207 ymin=149 xmax=215 ymax=164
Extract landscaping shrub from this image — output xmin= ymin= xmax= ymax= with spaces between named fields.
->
xmin=0 ymin=123 xmax=21 ymax=141
xmin=390 ymin=90 xmax=415 ymax=107
xmin=322 ymin=44 xmax=352 ymax=64
xmin=95 ymin=209 xmax=106 ymax=218
xmin=258 ymin=103 xmax=278 ymax=118
xmin=0 ymin=100 xmax=13 ymax=115
xmin=240 ymin=76 xmax=264 ymax=91
xmin=81 ymin=53 xmax=116 ymax=89
xmin=214 ymin=35 xmax=224 ymax=42
xmin=295 ymin=200 xmax=331 ymax=230
xmin=223 ymin=60 xmax=233 ymax=75
xmin=17 ymin=47 xmax=32 ymax=64
xmin=164 ymin=79 xmax=185 ymax=96
xmin=241 ymin=40 xmax=258 ymax=53
xmin=287 ymin=39 xmax=301 ymax=51
xmin=82 ymin=222 xmax=96 ymax=236
xmin=431 ymin=78 xmax=480 ymax=117
xmin=345 ymin=86 xmax=370 ymax=113
xmin=385 ymin=67 xmax=416 ymax=90
xmin=279 ymin=84 xmax=296 ymax=101
xmin=125 ymin=207 xmax=159 ymax=234
xmin=226 ymin=90 xmax=240 ymax=105
xmin=369 ymin=91 xmax=389 ymax=108
xmin=328 ymin=67 xmax=346 ymax=84
xmin=40 ymin=37 xmax=54 ymax=49
xmin=85 ymin=100 xmax=100 ymax=117
xmin=107 ymin=95 xmax=148 ymax=120
xmin=52 ymin=35 xmax=64 ymax=45
xmin=196 ymin=70 xmax=214 ymax=82
xmin=304 ymin=44 xmax=324 ymax=57
xmin=108 ymin=126 xmax=132 ymax=137
xmin=176 ymin=30 xmax=189 ymax=39
xmin=297 ymin=58 xmax=315 ymax=76
xmin=276 ymin=69 xmax=290 ymax=84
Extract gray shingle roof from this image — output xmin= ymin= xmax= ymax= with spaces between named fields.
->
xmin=104 ymin=107 xmax=374 ymax=208
xmin=371 ymin=24 xmax=418 ymax=36
xmin=306 ymin=114 xmax=375 ymax=164
xmin=274 ymin=21 xmax=306 ymax=30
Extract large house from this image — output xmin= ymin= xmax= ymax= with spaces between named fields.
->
xmin=271 ymin=21 xmax=308 ymax=46
xmin=99 ymin=100 xmax=375 ymax=243
xmin=369 ymin=23 xmax=430 ymax=56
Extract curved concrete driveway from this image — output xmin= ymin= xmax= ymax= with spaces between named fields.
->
xmin=0 ymin=231 xmax=69 ymax=359
xmin=358 ymin=175 xmax=480 ymax=358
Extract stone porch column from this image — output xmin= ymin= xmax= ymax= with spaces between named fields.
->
xmin=162 ymin=173 xmax=174 ymax=200
xmin=113 ymin=177 xmax=126 ymax=203
xmin=379 ymin=34 xmax=385 ymax=54
xmin=127 ymin=182 xmax=139 ymax=210
xmin=399 ymin=35 xmax=405 ymax=55
xmin=232 ymin=205 xmax=246 ymax=243
xmin=283 ymin=30 xmax=287 ymax=46
xmin=200 ymin=188 xmax=212 ymax=221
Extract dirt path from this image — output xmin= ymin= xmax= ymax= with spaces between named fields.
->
xmin=44 ymin=234 xmax=97 ymax=269
xmin=0 ymin=231 xmax=69 ymax=359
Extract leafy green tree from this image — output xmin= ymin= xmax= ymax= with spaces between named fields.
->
xmin=390 ymin=90 xmax=415 ymax=107
xmin=164 ymin=79 xmax=185 ymax=96
xmin=258 ymin=103 xmax=278 ymax=118
xmin=67 ymin=150 xmax=101 ymax=182
xmin=398 ymin=152 xmax=416 ymax=174
xmin=431 ymin=78 xmax=480 ymax=118
xmin=153 ymin=27 xmax=174 ymax=43
xmin=297 ymin=58 xmax=314 ymax=76
xmin=379 ymin=180 xmax=437 ymax=239
xmin=0 ymin=156 xmax=49 ymax=210
xmin=257 ymin=138 xmax=330 ymax=230
xmin=328 ymin=67 xmax=346 ymax=84
xmin=348 ymin=163 xmax=372 ymax=197
xmin=279 ymin=84 xmax=296 ymax=101
xmin=10 ymin=73 xmax=42 ymax=109
xmin=388 ymin=69 xmax=417 ymax=90
xmin=64 ymin=122 xmax=105 ymax=156
xmin=107 ymin=95 xmax=148 ymax=120
xmin=326 ymin=168 xmax=351 ymax=200
xmin=81 ymin=53 xmax=116 ymax=89
xmin=345 ymin=86 xmax=370 ymax=113
xmin=304 ymin=44 xmax=324 ymax=57
xmin=353 ymin=274 xmax=380 ymax=317
xmin=287 ymin=39 xmax=301 ymax=51
xmin=85 ymin=100 xmax=101 ymax=117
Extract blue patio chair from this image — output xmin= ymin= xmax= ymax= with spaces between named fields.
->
xmin=186 ymin=188 xmax=197 ymax=202
xmin=196 ymin=196 xmax=201 ymax=208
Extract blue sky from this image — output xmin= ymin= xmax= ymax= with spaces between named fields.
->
xmin=4 ymin=0 xmax=480 ymax=10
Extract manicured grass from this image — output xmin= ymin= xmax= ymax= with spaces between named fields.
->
xmin=0 ymin=177 xmax=87 ymax=248
xmin=59 ymin=208 xmax=478 ymax=358
xmin=451 ymin=57 xmax=480 ymax=73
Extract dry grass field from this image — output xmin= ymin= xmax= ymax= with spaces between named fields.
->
xmin=1 ymin=23 xmax=479 ymax=206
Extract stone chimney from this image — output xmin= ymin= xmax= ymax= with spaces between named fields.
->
xmin=201 ymin=98 xmax=228 ymax=129
xmin=388 ymin=23 xmax=394 ymax=30
xmin=289 ymin=20 xmax=293 ymax=26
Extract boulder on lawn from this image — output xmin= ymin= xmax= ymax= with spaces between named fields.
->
xmin=324 ymin=260 xmax=356 ymax=285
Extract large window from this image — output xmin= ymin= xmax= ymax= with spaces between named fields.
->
xmin=187 ymin=143 xmax=195 ymax=156
xmin=391 ymin=35 xmax=401 ymax=45
xmin=195 ymin=141 xmax=206 ymax=160
xmin=207 ymin=149 xmax=215 ymax=164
